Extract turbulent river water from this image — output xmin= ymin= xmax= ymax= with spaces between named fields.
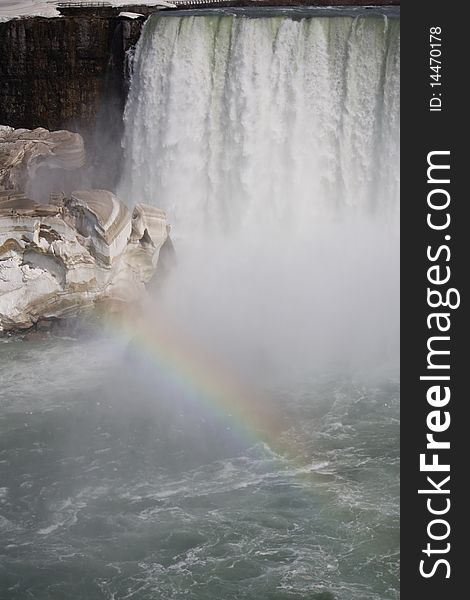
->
xmin=1 ymin=9 xmax=399 ymax=600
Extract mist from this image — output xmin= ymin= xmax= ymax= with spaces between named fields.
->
xmin=144 ymin=220 xmax=398 ymax=390
xmin=118 ymin=13 xmax=400 ymax=386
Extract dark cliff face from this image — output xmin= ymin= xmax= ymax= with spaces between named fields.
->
xmin=0 ymin=15 xmax=144 ymax=189
xmin=0 ymin=15 xmax=143 ymax=132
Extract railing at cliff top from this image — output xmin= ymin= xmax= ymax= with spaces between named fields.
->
xmin=57 ymin=0 xmax=399 ymax=7
xmin=171 ymin=0 xmax=234 ymax=4
xmin=56 ymin=0 xmax=245 ymax=14
xmin=56 ymin=0 xmax=400 ymax=16
xmin=57 ymin=2 xmax=112 ymax=8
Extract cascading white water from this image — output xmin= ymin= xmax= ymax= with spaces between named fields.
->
xmin=120 ymin=14 xmax=399 ymax=237
xmin=119 ymin=13 xmax=400 ymax=375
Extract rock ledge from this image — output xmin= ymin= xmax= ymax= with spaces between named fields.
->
xmin=0 ymin=189 xmax=169 ymax=332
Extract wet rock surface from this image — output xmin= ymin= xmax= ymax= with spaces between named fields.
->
xmin=0 ymin=14 xmax=144 ymax=132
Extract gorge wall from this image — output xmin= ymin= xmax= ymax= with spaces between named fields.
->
xmin=0 ymin=14 xmax=144 ymax=132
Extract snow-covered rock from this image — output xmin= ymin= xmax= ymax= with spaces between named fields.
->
xmin=0 ymin=126 xmax=85 ymax=192
xmin=0 ymin=1 xmax=176 ymax=23
xmin=0 ymin=190 xmax=169 ymax=332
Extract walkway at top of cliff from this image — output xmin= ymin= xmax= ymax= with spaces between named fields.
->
xmin=56 ymin=1 xmax=176 ymax=17
xmin=56 ymin=1 xmax=400 ymax=21
xmin=57 ymin=0 xmax=400 ymax=15
xmin=0 ymin=1 xmax=399 ymax=22
xmin=0 ymin=1 xmax=169 ymax=21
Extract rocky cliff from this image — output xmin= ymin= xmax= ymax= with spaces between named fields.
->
xmin=0 ymin=189 xmax=169 ymax=332
xmin=0 ymin=14 xmax=143 ymax=132
xmin=0 ymin=125 xmax=85 ymax=192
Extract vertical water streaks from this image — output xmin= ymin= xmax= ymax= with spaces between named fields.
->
xmin=120 ymin=15 xmax=399 ymax=237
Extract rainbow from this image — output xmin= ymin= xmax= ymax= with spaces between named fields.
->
xmin=104 ymin=301 xmax=290 ymax=457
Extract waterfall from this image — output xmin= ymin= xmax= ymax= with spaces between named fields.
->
xmin=120 ymin=14 xmax=399 ymax=237
xmin=118 ymin=12 xmax=400 ymax=374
